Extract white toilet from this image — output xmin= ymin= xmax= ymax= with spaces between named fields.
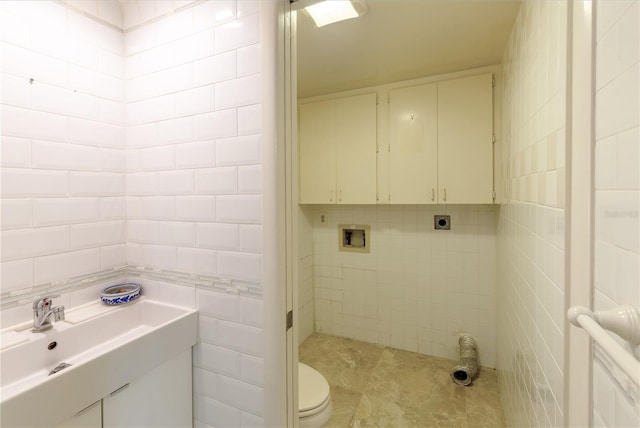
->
xmin=298 ymin=363 xmax=332 ymax=428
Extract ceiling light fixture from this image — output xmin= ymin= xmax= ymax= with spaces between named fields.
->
xmin=299 ymin=0 xmax=368 ymax=28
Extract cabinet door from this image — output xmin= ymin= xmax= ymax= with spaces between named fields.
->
xmin=55 ymin=401 xmax=101 ymax=428
xmin=299 ymin=100 xmax=336 ymax=203
xmin=103 ymin=350 xmax=192 ymax=428
xmin=335 ymin=94 xmax=377 ymax=204
xmin=389 ymin=83 xmax=438 ymax=204
xmin=437 ymin=74 xmax=493 ymax=204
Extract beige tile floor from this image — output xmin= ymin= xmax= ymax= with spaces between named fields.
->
xmin=299 ymin=333 xmax=506 ymax=428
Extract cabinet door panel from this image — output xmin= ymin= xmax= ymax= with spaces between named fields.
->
xmin=389 ymin=84 xmax=438 ymax=204
xmin=335 ymin=93 xmax=377 ymax=204
xmin=299 ymin=100 xmax=336 ymax=203
xmin=103 ymin=350 xmax=192 ymax=428
xmin=437 ymin=74 xmax=493 ymax=204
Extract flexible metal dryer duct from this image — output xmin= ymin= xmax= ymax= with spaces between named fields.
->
xmin=450 ymin=335 xmax=478 ymax=386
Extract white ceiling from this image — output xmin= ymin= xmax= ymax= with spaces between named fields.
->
xmin=297 ymin=0 xmax=522 ymax=98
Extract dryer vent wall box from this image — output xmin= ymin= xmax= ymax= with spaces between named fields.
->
xmin=339 ymin=225 xmax=370 ymax=253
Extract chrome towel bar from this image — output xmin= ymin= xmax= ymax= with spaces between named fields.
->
xmin=568 ymin=305 xmax=640 ymax=388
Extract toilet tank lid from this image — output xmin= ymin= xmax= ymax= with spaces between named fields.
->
xmin=298 ymin=363 xmax=330 ymax=412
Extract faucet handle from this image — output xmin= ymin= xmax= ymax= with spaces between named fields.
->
xmin=33 ymin=294 xmax=61 ymax=310
xmin=53 ymin=306 xmax=65 ymax=322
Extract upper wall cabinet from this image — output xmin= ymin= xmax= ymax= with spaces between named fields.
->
xmin=298 ymin=72 xmax=494 ymax=205
xmin=299 ymin=93 xmax=377 ymax=204
xmin=388 ymin=83 xmax=438 ymax=203
xmin=389 ymin=73 xmax=494 ymax=204
xmin=437 ymin=74 xmax=494 ymax=204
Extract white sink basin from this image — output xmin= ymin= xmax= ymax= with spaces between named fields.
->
xmin=0 ymin=298 xmax=198 ymax=427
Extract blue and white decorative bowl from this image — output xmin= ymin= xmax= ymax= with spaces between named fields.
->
xmin=101 ymin=283 xmax=141 ymax=305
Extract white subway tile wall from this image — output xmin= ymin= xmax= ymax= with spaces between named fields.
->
xmin=298 ymin=206 xmax=315 ymax=344
xmin=194 ymin=286 xmax=265 ymax=427
xmin=123 ymin=2 xmax=265 ymax=425
xmin=0 ymin=0 xmax=126 ymax=291
xmin=123 ymin=0 xmax=263 ymax=284
xmin=309 ymin=204 xmax=498 ymax=366
xmin=497 ymin=1 xmax=568 ymax=427
xmin=593 ymin=0 xmax=640 ymax=425
xmin=2 ymin=1 xmax=266 ymax=425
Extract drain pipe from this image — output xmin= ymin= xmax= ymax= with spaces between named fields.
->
xmin=450 ymin=335 xmax=478 ymax=386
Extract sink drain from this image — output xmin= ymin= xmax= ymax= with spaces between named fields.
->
xmin=47 ymin=341 xmax=57 ymax=350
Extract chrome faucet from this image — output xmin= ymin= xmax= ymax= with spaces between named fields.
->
xmin=32 ymin=295 xmax=65 ymax=333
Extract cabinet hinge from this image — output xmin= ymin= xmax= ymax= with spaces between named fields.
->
xmin=492 ymin=75 xmax=496 ymax=87
xmin=286 ymin=310 xmax=293 ymax=330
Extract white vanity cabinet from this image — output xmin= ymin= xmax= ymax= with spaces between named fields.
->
xmin=1 ymin=299 xmax=197 ymax=428
xmin=388 ymin=73 xmax=494 ymax=204
xmin=103 ymin=349 xmax=192 ymax=428
xmin=55 ymin=350 xmax=192 ymax=428
xmin=56 ymin=350 xmax=192 ymax=428
xmin=299 ymin=93 xmax=377 ymax=204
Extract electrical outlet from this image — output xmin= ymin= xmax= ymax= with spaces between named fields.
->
xmin=434 ymin=215 xmax=451 ymax=230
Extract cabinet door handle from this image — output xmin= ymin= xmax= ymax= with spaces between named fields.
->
xmin=77 ymin=400 xmax=101 ymax=416
xmin=431 ymin=188 xmax=435 ymax=202
xmin=329 ymin=190 xmax=334 ymax=202
xmin=338 ymin=189 xmax=342 ymax=203
xmin=443 ymin=188 xmax=447 ymax=202
xmin=110 ymin=383 xmax=130 ymax=397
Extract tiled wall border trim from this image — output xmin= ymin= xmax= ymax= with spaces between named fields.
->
xmin=127 ymin=265 xmax=263 ymax=297
xmin=1 ymin=265 xmax=262 ymax=310
xmin=53 ymin=0 xmax=124 ymax=32
xmin=123 ymin=0 xmax=207 ymax=33
xmin=50 ymin=1 xmax=210 ymax=34
xmin=1 ymin=267 xmax=127 ymax=310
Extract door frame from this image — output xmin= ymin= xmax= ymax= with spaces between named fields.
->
xmin=275 ymin=1 xmax=598 ymax=427
xmin=565 ymin=0 xmax=595 ymax=426
xmin=262 ymin=0 xmax=297 ymax=426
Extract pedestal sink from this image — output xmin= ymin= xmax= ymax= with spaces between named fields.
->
xmin=0 ymin=298 xmax=198 ymax=427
